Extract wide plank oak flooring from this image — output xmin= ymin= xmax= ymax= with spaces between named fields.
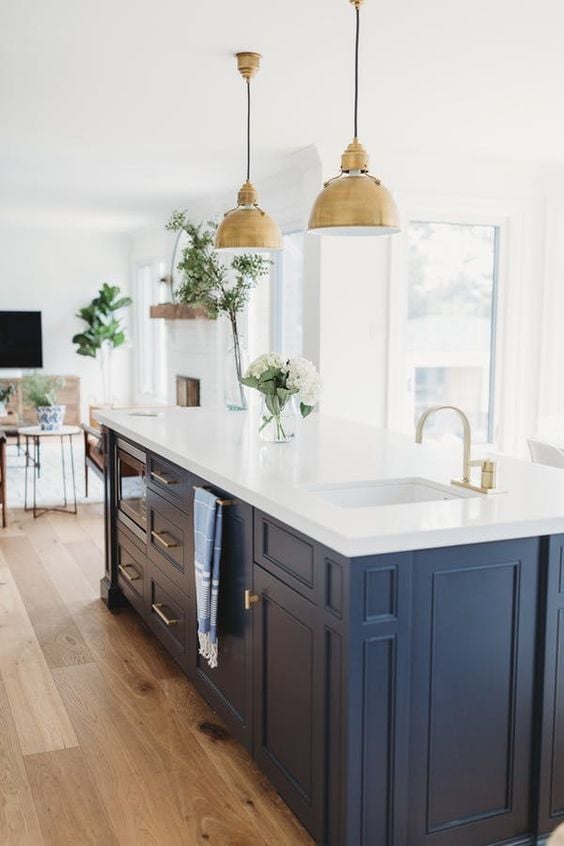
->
xmin=0 ymin=506 xmax=312 ymax=845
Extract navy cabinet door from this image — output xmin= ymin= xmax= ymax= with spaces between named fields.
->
xmin=253 ymin=565 xmax=324 ymax=842
xmin=537 ymin=534 xmax=564 ymax=837
xmin=408 ymin=538 xmax=540 ymax=846
xmin=192 ymin=496 xmax=254 ymax=751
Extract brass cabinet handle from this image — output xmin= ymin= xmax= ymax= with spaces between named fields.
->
xmin=244 ymin=589 xmax=260 ymax=611
xmin=118 ymin=563 xmax=140 ymax=583
xmin=151 ymin=530 xmax=178 ymax=549
xmin=151 ymin=602 xmax=179 ymax=626
xmin=151 ymin=470 xmax=179 ymax=486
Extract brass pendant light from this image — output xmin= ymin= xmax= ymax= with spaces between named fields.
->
xmin=308 ymin=0 xmax=400 ymax=236
xmin=215 ymin=52 xmax=282 ymax=253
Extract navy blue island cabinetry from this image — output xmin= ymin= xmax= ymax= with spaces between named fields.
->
xmin=101 ymin=428 xmax=564 ymax=846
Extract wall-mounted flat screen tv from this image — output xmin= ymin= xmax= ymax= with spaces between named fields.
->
xmin=0 ymin=311 xmax=43 ymax=368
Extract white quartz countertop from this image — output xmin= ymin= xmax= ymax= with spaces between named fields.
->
xmin=96 ymin=406 xmax=564 ymax=558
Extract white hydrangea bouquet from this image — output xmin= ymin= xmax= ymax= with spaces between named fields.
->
xmin=241 ymin=353 xmax=321 ymax=443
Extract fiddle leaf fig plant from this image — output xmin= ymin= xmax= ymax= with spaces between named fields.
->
xmin=73 ymin=283 xmax=132 ymax=358
xmin=72 ymin=283 xmax=132 ymax=405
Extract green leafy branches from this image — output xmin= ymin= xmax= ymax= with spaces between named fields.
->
xmin=72 ymin=283 xmax=133 ymax=359
xmin=166 ymin=211 xmax=271 ymax=325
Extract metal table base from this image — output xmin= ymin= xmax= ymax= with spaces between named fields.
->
xmin=23 ymin=432 xmax=78 ymax=518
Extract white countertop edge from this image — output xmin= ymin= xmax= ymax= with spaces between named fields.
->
xmin=96 ymin=408 xmax=564 ymax=559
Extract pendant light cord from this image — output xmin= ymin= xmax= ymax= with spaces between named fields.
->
xmin=246 ymin=79 xmax=251 ymax=182
xmin=354 ymin=5 xmax=360 ymax=139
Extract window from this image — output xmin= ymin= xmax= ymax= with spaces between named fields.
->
xmin=405 ymin=221 xmax=499 ymax=443
xmin=248 ymin=232 xmax=305 ymax=360
xmin=134 ymin=261 xmax=167 ymax=403
xmin=272 ymin=232 xmax=305 ymax=357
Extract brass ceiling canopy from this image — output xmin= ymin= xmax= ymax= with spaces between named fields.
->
xmin=215 ymin=52 xmax=282 ymax=253
xmin=308 ymin=0 xmax=400 ymax=236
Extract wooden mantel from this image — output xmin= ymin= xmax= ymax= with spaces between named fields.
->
xmin=149 ymin=303 xmax=211 ymax=320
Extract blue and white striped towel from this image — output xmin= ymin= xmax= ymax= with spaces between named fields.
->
xmin=194 ymin=487 xmax=224 ymax=669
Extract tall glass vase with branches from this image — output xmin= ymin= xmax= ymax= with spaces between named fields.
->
xmin=166 ymin=212 xmax=271 ymax=410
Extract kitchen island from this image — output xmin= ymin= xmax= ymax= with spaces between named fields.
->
xmin=97 ymin=406 xmax=564 ymax=846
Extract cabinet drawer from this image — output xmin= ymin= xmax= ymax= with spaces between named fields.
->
xmin=254 ymin=511 xmax=317 ymax=601
xmin=116 ymin=528 xmax=146 ymax=613
xmin=148 ymin=489 xmax=193 ymax=596
xmin=147 ymin=562 xmax=190 ymax=668
xmin=147 ymin=453 xmax=190 ymax=508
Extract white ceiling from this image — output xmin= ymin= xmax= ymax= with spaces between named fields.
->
xmin=1 ymin=0 xmax=564 ymax=230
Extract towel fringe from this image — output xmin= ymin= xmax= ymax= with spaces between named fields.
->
xmin=198 ymin=632 xmax=218 ymax=669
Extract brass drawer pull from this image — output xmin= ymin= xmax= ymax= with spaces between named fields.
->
xmin=152 ymin=602 xmax=179 ymax=626
xmin=151 ymin=470 xmax=179 ymax=486
xmin=118 ymin=563 xmax=140 ymax=583
xmin=244 ymin=589 xmax=260 ymax=611
xmin=151 ymin=530 xmax=178 ymax=549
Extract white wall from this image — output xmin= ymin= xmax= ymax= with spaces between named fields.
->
xmin=319 ymin=236 xmax=390 ymax=426
xmin=0 ymin=226 xmax=131 ymax=419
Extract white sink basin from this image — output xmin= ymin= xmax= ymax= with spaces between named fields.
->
xmin=307 ymin=477 xmax=477 ymax=509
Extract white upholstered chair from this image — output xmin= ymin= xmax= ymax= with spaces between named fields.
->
xmin=528 ymin=438 xmax=564 ymax=469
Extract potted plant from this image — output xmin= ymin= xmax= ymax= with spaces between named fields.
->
xmin=21 ymin=374 xmax=66 ymax=430
xmin=72 ymin=283 xmax=133 ymax=406
xmin=166 ymin=212 xmax=271 ymax=411
xmin=0 ymin=384 xmax=16 ymax=417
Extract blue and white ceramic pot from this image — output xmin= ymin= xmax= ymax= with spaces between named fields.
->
xmin=36 ymin=404 xmax=66 ymax=431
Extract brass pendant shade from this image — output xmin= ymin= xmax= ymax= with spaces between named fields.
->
xmin=215 ymin=52 xmax=282 ymax=253
xmin=308 ymin=2 xmax=400 ymax=237
xmin=309 ymin=140 xmax=400 ymax=235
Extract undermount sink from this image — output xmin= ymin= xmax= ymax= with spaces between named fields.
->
xmin=307 ymin=477 xmax=477 ymax=509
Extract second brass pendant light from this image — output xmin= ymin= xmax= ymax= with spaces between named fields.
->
xmin=218 ymin=0 xmax=398 ymax=250
xmin=308 ymin=0 xmax=400 ymax=236
xmin=215 ymin=52 xmax=282 ymax=253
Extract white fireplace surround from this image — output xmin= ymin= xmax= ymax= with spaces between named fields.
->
xmin=163 ymin=317 xmax=224 ymax=408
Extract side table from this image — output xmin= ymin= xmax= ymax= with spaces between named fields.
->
xmin=19 ymin=425 xmax=80 ymax=518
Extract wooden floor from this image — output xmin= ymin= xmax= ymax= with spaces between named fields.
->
xmin=0 ymin=505 xmax=313 ymax=845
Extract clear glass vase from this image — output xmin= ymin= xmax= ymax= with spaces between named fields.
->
xmin=259 ymin=395 xmax=297 ymax=443
xmin=224 ymin=331 xmax=248 ymax=412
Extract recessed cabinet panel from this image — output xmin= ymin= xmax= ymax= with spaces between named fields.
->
xmin=265 ymin=599 xmax=313 ymax=794
xmin=253 ymin=565 xmax=323 ymax=840
xmin=551 ymin=610 xmax=564 ymax=815
xmin=409 ymin=539 xmax=539 ymax=846
xmin=364 ymin=566 xmax=397 ymax=622
xmin=538 ymin=534 xmax=564 ymax=836
xmin=254 ymin=512 xmax=316 ymax=599
xmin=362 ymin=636 xmax=395 ymax=845
xmin=428 ymin=564 xmax=517 ymax=829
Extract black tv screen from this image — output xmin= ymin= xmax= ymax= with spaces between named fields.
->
xmin=0 ymin=311 xmax=43 ymax=368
